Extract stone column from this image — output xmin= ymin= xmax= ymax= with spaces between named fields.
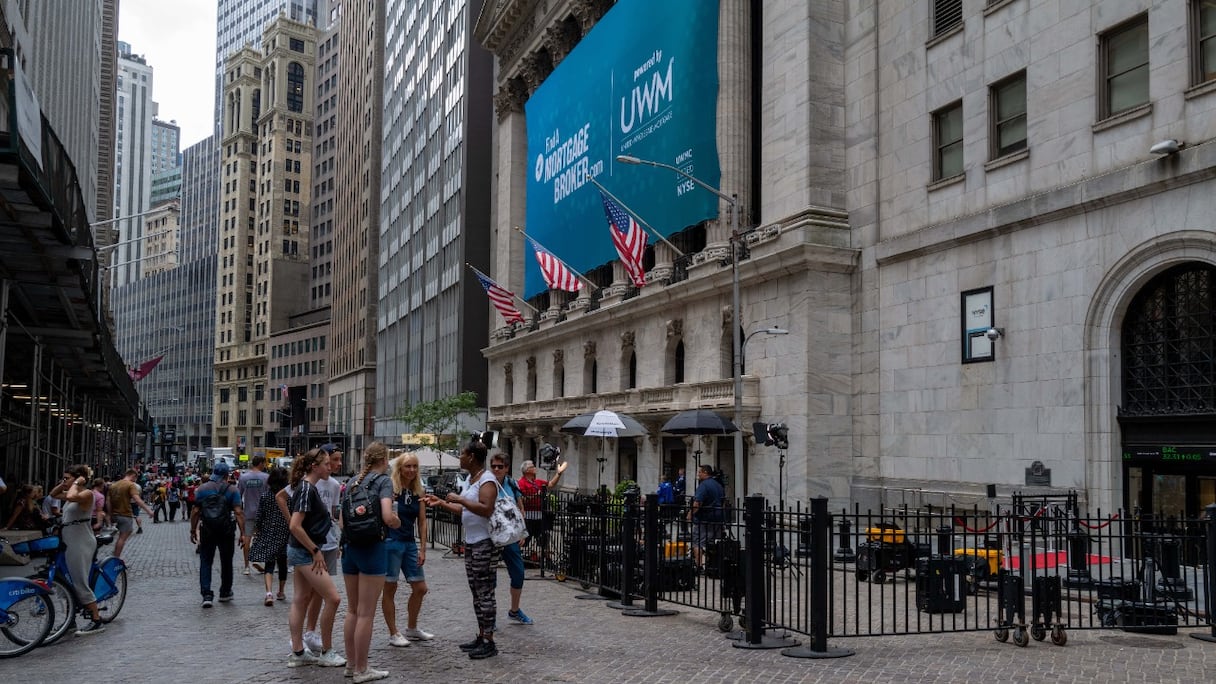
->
xmin=706 ymin=0 xmax=753 ymax=249
xmin=492 ymin=78 xmax=530 ymax=296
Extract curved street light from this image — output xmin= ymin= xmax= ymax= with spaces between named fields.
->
xmin=615 ymin=154 xmax=754 ymax=497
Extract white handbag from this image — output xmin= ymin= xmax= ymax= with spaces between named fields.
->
xmin=488 ymin=481 xmax=528 ymax=547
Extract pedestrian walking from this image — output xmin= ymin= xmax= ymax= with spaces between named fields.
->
xmin=285 ymin=449 xmax=345 ymax=670
xmin=424 ymin=438 xmax=499 ymax=659
xmin=340 ymin=442 xmax=399 ymax=683
xmin=382 ymin=451 xmax=433 ymax=647
xmin=687 ymin=465 xmax=725 ymax=570
xmin=491 ymin=453 xmax=533 ymax=625
xmin=189 ymin=463 xmax=246 ymax=607
xmin=107 ymin=470 xmax=155 ymax=558
xmin=239 ymin=455 xmax=270 ymax=575
xmin=166 ymin=482 xmax=181 ymax=522
xmin=249 ymin=466 xmax=290 ymax=606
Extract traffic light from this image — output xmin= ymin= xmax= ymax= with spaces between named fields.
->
xmin=752 ymin=422 xmax=790 ymax=450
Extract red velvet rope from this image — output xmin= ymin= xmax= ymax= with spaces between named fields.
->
xmin=953 ymin=516 xmax=1001 ymax=533
xmin=1077 ymin=512 xmax=1120 ymax=529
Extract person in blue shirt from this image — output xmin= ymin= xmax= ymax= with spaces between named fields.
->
xmin=656 ymin=474 xmax=676 ymax=520
xmin=686 ymin=465 xmax=724 ymax=570
xmin=189 ymin=462 xmax=246 ymax=607
xmin=382 ymin=452 xmax=435 ymax=647
xmin=490 ymin=452 xmax=535 ymax=625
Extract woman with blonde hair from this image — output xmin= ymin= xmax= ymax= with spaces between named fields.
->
xmin=381 ymin=451 xmax=433 ymax=647
xmin=340 ymin=441 xmax=399 ymax=683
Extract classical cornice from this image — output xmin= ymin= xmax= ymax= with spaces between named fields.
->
xmin=473 ymin=0 xmax=542 ymax=53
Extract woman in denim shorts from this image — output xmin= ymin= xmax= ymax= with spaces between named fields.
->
xmin=285 ymin=449 xmax=344 ymax=669
xmin=339 ymin=442 xmax=400 ymax=683
xmin=381 ymin=451 xmax=433 ymax=647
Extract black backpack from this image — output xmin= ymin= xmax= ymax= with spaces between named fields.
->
xmin=341 ymin=473 xmax=385 ymax=546
xmin=198 ymin=482 xmax=234 ymax=534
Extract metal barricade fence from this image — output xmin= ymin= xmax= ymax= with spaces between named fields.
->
xmin=434 ymin=489 xmax=1216 ymax=650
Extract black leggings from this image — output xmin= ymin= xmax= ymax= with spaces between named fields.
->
xmin=265 ymin=549 xmax=289 ymax=581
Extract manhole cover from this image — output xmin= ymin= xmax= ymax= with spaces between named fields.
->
xmin=1098 ymin=635 xmax=1184 ymax=649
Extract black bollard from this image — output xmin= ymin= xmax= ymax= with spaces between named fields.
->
xmin=1152 ymin=534 xmax=1193 ymax=600
xmin=1192 ymin=504 xmax=1216 ymax=643
xmin=833 ymin=515 xmax=855 ymax=561
xmin=936 ymin=523 xmax=953 ymax=556
xmin=1063 ymin=530 xmax=1094 ymax=588
xmin=608 ymin=491 xmax=639 ymax=609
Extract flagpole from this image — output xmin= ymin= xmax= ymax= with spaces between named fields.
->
xmin=513 ymin=226 xmax=600 ymax=292
xmin=586 ymin=176 xmax=685 ymax=257
xmin=464 ymin=263 xmax=541 ymax=314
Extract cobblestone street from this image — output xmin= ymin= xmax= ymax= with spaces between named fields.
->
xmin=3 ymin=520 xmax=1214 ymax=683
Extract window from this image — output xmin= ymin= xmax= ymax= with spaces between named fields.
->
xmin=289 ymin=37 xmax=304 ymax=53
xmin=1191 ymin=0 xmax=1216 ymax=85
xmin=627 ymin=351 xmax=638 ymax=390
xmin=931 ymin=0 xmax=963 ymax=38
xmin=287 ymin=62 xmax=305 ymax=113
xmin=1099 ymin=16 xmax=1149 ymax=119
xmin=989 ymin=72 xmax=1027 ymax=159
xmin=932 ymin=101 xmax=964 ymax=181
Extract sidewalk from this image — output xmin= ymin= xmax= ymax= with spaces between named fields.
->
xmin=5 ymin=519 xmax=1214 ymax=683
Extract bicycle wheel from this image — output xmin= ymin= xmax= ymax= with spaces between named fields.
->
xmin=94 ymin=561 xmax=127 ymax=623
xmin=0 ymin=592 xmax=55 ymax=658
xmin=39 ymin=576 xmax=77 ymax=646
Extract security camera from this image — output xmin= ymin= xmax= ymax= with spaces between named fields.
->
xmin=1150 ymin=139 xmax=1182 ymax=155
xmin=985 ymin=327 xmax=1003 ymax=341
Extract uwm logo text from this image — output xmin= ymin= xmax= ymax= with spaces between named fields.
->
xmin=620 ymin=56 xmax=674 ymax=135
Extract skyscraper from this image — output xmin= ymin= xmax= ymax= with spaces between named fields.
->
xmin=112 ymin=41 xmax=157 ymax=288
xmin=150 ymin=118 xmax=181 ymax=175
xmin=375 ymin=0 xmax=493 ymax=440
xmin=213 ymin=16 xmax=317 ymax=452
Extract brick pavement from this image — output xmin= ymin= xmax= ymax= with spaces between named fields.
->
xmin=3 ymin=519 xmax=1214 ymax=683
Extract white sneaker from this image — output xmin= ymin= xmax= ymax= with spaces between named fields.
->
xmin=343 ymin=666 xmax=354 ymax=678
xmin=303 ymin=630 xmax=323 ymax=653
xmin=387 ymin=632 xmax=410 ymax=647
xmin=403 ymin=627 xmax=435 ymax=641
xmin=315 ymin=649 xmax=347 ymax=667
xmin=352 ymin=668 xmax=389 ymax=684
xmin=287 ymin=650 xmax=318 ymax=668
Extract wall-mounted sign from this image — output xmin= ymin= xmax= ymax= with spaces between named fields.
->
xmin=961 ymin=286 xmax=995 ymax=363
xmin=1025 ymin=460 xmax=1052 ymax=487
xmin=1122 ymin=445 xmax=1216 ymax=463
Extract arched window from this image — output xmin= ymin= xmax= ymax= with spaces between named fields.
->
xmin=585 ymin=358 xmax=598 ymax=394
xmin=628 ymin=351 xmax=638 ymax=389
xmin=674 ymin=340 xmax=685 ymax=384
xmin=286 ymin=62 xmax=305 ymax=113
xmin=553 ymin=360 xmax=565 ymax=398
xmin=251 ymin=89 xmax=261 ymax=128
xmin=1122 ymin=263 xmax=1216 ymax=415
xmin=526 ymin=357 xmax=537 ymax=401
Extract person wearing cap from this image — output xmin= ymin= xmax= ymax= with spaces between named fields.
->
xmin=190 ymin=463 xmax=247 ymax=607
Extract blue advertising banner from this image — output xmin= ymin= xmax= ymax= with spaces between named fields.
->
xmin=523 ymin=0 xmax=720 ymax=298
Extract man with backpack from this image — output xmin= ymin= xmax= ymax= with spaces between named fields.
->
xmin=190 ymin=462 xmax=247 ymax=608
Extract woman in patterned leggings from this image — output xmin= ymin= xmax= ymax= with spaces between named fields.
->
xmin=424 ymin=439 xmax=498 ymax=659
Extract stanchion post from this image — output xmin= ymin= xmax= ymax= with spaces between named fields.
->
xmin=733 ymin=496 xmax=799 ymax=650
xmin=833 ymin=515 xmax=855 ymax=561
xmin=1192 ymin=503 xmax=1216 ymax=643
xmin=618 ymin=491 xmax=638 ymax=607
xmin=782 ymin=496 xmax=854 ymax=659
xmin=623 ymin=495 xmax=678 ymax=618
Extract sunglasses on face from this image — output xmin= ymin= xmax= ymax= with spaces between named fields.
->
xmin=490 ymin=464 xmax=507 ymax=470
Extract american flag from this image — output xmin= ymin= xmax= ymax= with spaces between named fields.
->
xmin=527 ymin=236 xmax=582 ymax=292
xmin=473 ymin=270 xmax=526 ymax=324
xmin=599 ymin=190 xmax=648 ymax=287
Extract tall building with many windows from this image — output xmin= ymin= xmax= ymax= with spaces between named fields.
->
xmin=112 ymin=41 xmax=158 ymax=288
xmin=326 ymin=0 xmax=383 ymax=454
xmin=375 ymin=0 xmax=493 ymax=441
xmin=213 ymin=16 xmax=317 ymax=452
xmin=150 ymin=119 xmax=181 ymax=175
xmin=214 ymin=0 xmax=318 ymax=137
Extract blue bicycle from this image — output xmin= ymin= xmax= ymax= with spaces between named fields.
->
xmin=0 ymin=576 xmax=55 ymax=657
xmin=12 ymin=531 xmax=127 ymax=645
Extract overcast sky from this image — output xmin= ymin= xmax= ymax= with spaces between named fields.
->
xmin=118 ymin=0 xmax=217 ymax=148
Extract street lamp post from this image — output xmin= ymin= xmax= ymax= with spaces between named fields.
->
xmin=617 ymin=154 xmax=752 ymax=497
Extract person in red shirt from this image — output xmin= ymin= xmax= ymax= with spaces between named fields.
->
xmin=185 ymin=478 xmax=199 ymax=521
xmin=515 ymin=459 xmax=567 ymax=559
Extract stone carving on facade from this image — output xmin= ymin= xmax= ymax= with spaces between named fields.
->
xmin=571 ymin=0 xmax=611 ymax=35
xmin=500 ymin=16 xmax=536 ymax=66
xmin=666 ymin=319 xmax=683 ymax=339
xmin=503 ymin=362 xmax=513 ymax=381
xmin=519 ymin=50 xmax=554 ymax=94
xmin=493 ymin=77 xmax=529 ymax=122
xmin=526 ymin=356 xmax=536 ymax=371
xmin=620 ymin=330 xmax=635 ymax=348
xmin=583 ymin=340 xmax=596 ymax=358
xmin=552 ymin=348 xmax=564 ymax=365
xmin=721 ymin=305 xmax=733 ymax=330
xmin=544 ymin=17 xmax=581 ymax=64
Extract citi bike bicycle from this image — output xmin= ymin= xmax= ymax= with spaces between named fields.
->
xmin=0 ymin=572 xmax=56 ymax=657
xmin=12 ymin=529 xmax=127 ymax=645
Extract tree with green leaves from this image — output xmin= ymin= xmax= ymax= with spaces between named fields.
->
xmin=395 ymin=390 xmax=479 ymax=452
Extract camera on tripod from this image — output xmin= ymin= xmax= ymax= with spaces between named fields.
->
xmin=538 ymin=442 xmax=561 ymax=468
xmin=752 ymin=421 xmax=789 ymax=450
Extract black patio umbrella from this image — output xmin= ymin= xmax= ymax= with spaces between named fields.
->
xmin=660 ymin=409 xmax=738 ymax=435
